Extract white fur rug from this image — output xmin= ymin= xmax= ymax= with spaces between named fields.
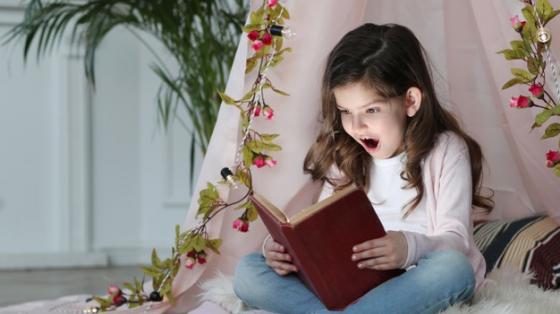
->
xmin=197 ymin=268 xmax=560 ymax=314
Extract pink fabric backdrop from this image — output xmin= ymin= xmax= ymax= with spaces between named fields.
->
xmin=134 ymin=1 xmax=560 ymax=312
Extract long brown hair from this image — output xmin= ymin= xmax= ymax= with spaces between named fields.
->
xmin=303 ymin=23 xmax=493 ymax=216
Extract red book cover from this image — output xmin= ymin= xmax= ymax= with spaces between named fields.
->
xmin=250 ymin=185 xmax=404 ymax=310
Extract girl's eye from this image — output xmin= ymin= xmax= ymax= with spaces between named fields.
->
xmin=338 ymin=109 xmax=350 ymax=115
xmin=366 ymin=107 xmax=380 ymax=113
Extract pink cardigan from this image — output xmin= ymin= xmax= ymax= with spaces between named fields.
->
xmin=281 ymin=131 xmax=486 ymax=291
xmin=399 ymin=131 xmax=486 ymax=291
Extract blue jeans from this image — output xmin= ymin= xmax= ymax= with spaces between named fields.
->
xmin=233 ymin=250 xmax=475 ymax=314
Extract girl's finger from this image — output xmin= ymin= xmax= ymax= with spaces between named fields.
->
xmin=269 ymin=260 xmax=297 ymax=273
xmin=270 ymin=241 xmax=285 ymax=252
xmin=357 ymin=256 xmax=391 ymax=269
xmin=351 ymin=247 xmax=387 ymax=261
xmin=353 ymin=237 xmax=387 ymax=252
xmin=267 ymin=251 xmax=292 ymax=262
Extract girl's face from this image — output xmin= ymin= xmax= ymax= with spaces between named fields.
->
xmin=333 ymin=81 xmax=407 ymax=160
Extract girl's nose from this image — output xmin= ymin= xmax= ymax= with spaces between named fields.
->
xmin=351 ymin=114 xmax=367 ymax=131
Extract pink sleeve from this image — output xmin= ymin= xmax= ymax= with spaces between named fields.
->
xmin=401 ymin=142 xmax=473 ymax=268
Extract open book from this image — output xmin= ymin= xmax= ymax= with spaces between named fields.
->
xmin=249 ymin=184 xmax=404 ymax=310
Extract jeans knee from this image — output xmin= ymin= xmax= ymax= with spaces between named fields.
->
xmin=233 ymin=252 xmax=264 ymax=303
xmin=425 ymin=250 xmax=475 ymax=297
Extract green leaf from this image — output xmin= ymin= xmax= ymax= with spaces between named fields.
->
xmin=141 ymin=265 xmax=161 ymax=277
xmin=151 ymin=248 xmax=164 ymax=269
xmin=245 ymin=202 xmax=259 ymax=222
xmin=536 ymin=0 xmax=553 ymax=22
xmin=527 ymin=57 xmax=539 ymax=75
xmin=542 ymin=123 xmax=560 ymax=139
xmin=497 ymin=49 xmax=526 ymax=60
xmin=501 ymin=77 xmax=524 ymax=90
xmin=206 ymin=238 xmax=222 ymax=254
xmin=260 ymin=133 xmax=280 ymax=142
xmin=511 ymin=68 xmax=536 ymax=82
xmin=552 ymin=105 xmax=560 ymax=115
xmin=535 ymin=109 xmax=553 ymax=127
xmin=242 ymin=146 xmax=254 ymax=168
xmin=235 ymin=168 xmax=251 ymax=187
xmin=218 ymin=91 xmax=237 ymax=105
xmin=544 ymin=9 xmax=560 ymax=25
xmin=246 ymin=56 xmax=258 ymax=74
xmin=247 ymin=140 xmax=263 ymax=154
xmin=242 ymin=23 xmax=260 ymax=32
xmin=123 ymin=282 xmax=135 ymax=292
xmin=261 ymin=142 xmax=282 ymax=151
xmin=522 ymin=6 xmax=538 ymax=42
xmin=554 ymin=163 xmax=560 ymax=177
xmin=192 ymin=234 xmax=206 ymax=251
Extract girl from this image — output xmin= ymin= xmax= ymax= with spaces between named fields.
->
xmin=233 ymin=23 xmax=493 ymax=314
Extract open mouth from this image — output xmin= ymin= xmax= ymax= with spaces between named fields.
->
xmin=360 ymin=137 xmax=379 ymax=150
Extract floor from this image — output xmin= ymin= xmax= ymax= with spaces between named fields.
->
xmin=0 ymin=266 xmax=143 ymax=307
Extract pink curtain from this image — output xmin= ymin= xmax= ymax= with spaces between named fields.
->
xmin=165 ymin=1 xmax=560 ymax=312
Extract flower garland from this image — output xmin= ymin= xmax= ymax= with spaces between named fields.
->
xmin=501 ymin=0 xmax=560 ymax=176
xmin=87 ymin=0 xmax=291 ymax=312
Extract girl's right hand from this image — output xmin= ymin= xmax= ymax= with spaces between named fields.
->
xmin=264 ymin=239 xmax=298 ymax=276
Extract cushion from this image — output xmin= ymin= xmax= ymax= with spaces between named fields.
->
xmin=473 ymin=215 xmax=560 ymax=290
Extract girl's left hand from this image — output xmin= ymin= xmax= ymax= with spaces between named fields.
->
xmin=351 ymin=231 xmax=408 ymax=270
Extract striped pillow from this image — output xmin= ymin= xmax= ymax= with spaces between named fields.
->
xmin=473 ymin=215 xmax=560 ymax=290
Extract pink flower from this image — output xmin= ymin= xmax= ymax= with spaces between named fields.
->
xmin=529 ymin=84 xmax=544 ymax=99
xmin=252 ymin=40 xmax=264 ymax=52
xmin=509 ymin=96 xmax=532 ymax=108
xmin=267 ymin=0 xmax=278 ymax=8
xmin=232 ymin=218 xmax=249 ymax=232
xmin=112 ymin=294 xmax=127 ymax=306
xmin=247 ymin=30 xmax=260 ymax=41
xmin=510 ymin=15 xmax=526 ymax=32
xmin=265 ymin=157 xmax=277 ymax=167
xmin=185 ymin=257 xmax=196 ymax=269
xmin=263 ymin=106 xmax=274 ymax=120
xmin=252 ymin=106 xmax=261 ymax=117
xmin=253 ymin=155 xmax=266 ymax=168
xmin=262 ymin=33 xmax=273 ymax=45
xmin=197 ymin=256 xmax=207 ymax=265
xmin=107 ymin=284 xmax=121 ymax=296
xmin=546 ymin=150 xmax=560 ymax=164
xmin=186 ymin=250 xmax=196 ymax=258
xmin=547 ymin=160 xmax=555 ymax=168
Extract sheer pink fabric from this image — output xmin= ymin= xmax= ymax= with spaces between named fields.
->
xmin=163 ymin=1 xmax=560 ymax=312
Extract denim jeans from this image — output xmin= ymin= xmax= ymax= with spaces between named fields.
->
xmin=233 ymin=250 xmax=475 ymax=314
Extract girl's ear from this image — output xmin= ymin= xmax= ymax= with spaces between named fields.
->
xmin=404 ymin=87 xmax=422 ymax=117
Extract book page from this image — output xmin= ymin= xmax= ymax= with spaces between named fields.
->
xmin=252 ymin=194 xmax=289 ymax=223
xmin=290 ymin=184 xmax=358 ymax=225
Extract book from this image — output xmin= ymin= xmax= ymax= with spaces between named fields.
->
xmin=249 ymin=184 xmax=404 ymax=310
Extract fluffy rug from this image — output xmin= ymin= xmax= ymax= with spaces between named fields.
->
xmin=197 ymin=268 xmax=560 ymax=314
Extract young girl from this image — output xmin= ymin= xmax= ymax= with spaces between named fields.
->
xmin=233 ymin=23 xmax=493 ymax=314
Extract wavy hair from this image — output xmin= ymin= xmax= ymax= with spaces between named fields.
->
xmin=303 ymin=23 xmax=493 ymax=216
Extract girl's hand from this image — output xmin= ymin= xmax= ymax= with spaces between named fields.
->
xmin=264 ymin=239 xmax=298 ymax=276
xmin=351 ymin=231 xmax=408 ymax=270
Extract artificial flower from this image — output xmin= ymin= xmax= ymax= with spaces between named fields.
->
xmin=510 ymin=15 xmax=526 ymax=32
xmin=509 ymin=95 xmax=532 ymax=108
xmin=253 ymin=155 xmax=266 ymax=168
xmin=546 ymin=150 xmax=560 ymax=167
xmin=185 ymin=257 xmax=196 ymax=269
xmin=252 ymin=40 xmax=264 ymax=52
xmin=262 ymin=33 xmax=273 ymax=45
xmin=265 ymin=157 xmax=277 ymax=167
xmin=233 ymin=218 xmax=249 ymax=232
xmin=268 ymin=0 xmax=278 ymax=8
xmin=247 ymin=30 xmax=260 ymax=41
xmin=529 ymin=84 xmax=545 ymax=99
xmin=263 ymin=106 xmax=274 ymax=119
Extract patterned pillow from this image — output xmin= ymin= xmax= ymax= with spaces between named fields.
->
xmin=473 ymin=215 xmax=560 ymax=290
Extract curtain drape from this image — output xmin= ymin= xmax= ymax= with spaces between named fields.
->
xmin=165 ymin=1 xmax=560 ymax=312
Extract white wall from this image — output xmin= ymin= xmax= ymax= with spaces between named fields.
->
xmin=0 ymin=0 xmax=201 ymax=268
